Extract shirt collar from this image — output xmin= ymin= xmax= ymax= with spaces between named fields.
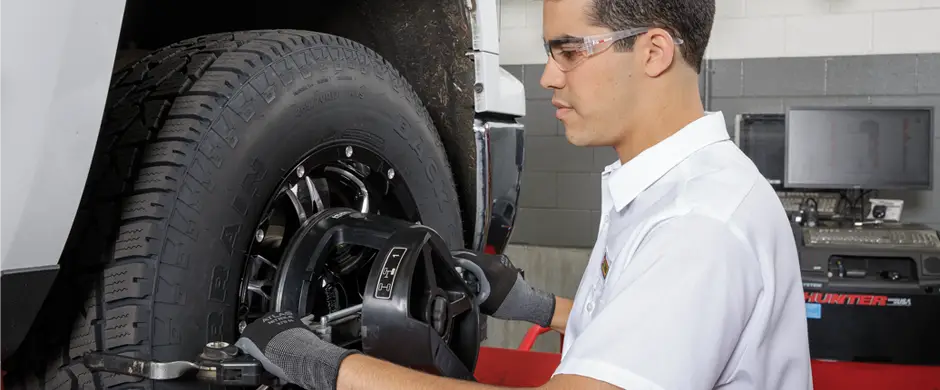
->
xmin=603 ymin=111 xmax=730 ymax=212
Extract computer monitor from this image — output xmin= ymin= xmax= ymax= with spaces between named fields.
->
xmin=735 ymin=113 xmax=785 ymax=188
xmin=785 ymin=107 xmax=933 ymax=190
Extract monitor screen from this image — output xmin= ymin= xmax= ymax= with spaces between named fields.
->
xmin=736 ymin=114 xmax=785 ymax=187
xmin=785 ymin=107 xmax=933 ymax=190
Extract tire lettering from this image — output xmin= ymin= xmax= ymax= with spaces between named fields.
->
xmin=220 ymin=224 xmax=241 ymax=255
xmin=393 ymin=115 xmax=408 ymax=141
xmin=233 ymin=158 xmax=268 ymax=216
xmin=209 ymin=265 xmax=230 ymax=302
xmin=426 ymin=161 xmax=438 ymax=183
xmin=315 ymin=91 xmax=339 ymax=105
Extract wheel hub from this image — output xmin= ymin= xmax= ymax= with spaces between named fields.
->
xmin=277 ymin=208 xmax=484 ymax=378
xmin=237 ymin=145 xmax=419 ymax=331
xmin=235 ymin=145 xmax=482 ymax=378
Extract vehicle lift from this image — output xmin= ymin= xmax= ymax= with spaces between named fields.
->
xmin=80 ymin=208 xmax=492 ymax=386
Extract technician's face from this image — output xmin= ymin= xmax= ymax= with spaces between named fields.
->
xmin=540 ymin=0 xmax=640 ymax=148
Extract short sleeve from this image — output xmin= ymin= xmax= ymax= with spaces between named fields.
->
xmin=553 ymin=214 xmax=764 ymax=390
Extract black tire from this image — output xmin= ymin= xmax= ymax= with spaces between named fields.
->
xmin=8 ymin=29 xmax=464 ymax=390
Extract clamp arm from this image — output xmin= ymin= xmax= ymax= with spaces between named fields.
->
xmin=82 ymin=353 xmax=199 ymax=380
xmin=82 ymin=341 xmax=266 ymax=386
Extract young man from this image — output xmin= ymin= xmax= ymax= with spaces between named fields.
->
xmin=236 ymin=0 xmax=814 ymax=388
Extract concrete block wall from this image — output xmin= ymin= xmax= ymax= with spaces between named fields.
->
xmin=709 ymin=0 xmax=940 ymax=59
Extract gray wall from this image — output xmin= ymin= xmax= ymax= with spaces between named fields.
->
xmin=502 ymin=64 xmax=614 ymax=248
xmin=503 ymin=53 xmax=940 ymax=248
xmin=708 ymin=54 xmax=939 ymax=230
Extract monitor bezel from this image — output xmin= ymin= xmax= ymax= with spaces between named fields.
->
xmin=783 ymin=105 xmax=934 ymax=191
xmin=736 ymin=113 xmax=786 ymax=188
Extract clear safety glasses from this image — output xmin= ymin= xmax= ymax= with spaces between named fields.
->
xmin=543 ymin=27 xmax=684 ymax=71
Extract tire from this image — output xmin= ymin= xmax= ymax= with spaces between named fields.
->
xmin=8 ymin=29 xmax=464 ymax=390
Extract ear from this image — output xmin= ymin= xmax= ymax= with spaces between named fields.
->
xmin=642 ymin=27 xmax=677 ymax=78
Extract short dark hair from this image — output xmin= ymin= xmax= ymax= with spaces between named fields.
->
xmin=587 ymin=0 xmax=715 ymax=71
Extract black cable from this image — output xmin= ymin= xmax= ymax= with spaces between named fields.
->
xmin=798 ymin=197 xmax=819 ymax=226
xmin=837 ymin=189 xmax=856 ymax=222
xmin=856 ymin=189 xmax=874 ymax=221
xmin=801 ymin=197 xmax=818 ymax=209
xmin=838 ymin=189 xmax=876 ymax=222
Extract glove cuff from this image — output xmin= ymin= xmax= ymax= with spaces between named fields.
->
xmin=492 ymin=274 xmax=556 ymax=328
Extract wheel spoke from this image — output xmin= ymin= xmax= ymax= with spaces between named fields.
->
xmin=243 ymin=255 xmax=276 ymax=289
xmin=247 ymin=280 xmax=271 ymax=300
xmin=305 ymin=176 xmax=325 ymax=211
xmin=325 ymin=166 xmax=370 ymax=213
xmin=241 ymin=255 xmax=277 ymax=305
xmin=251 ymin=254 xmax=277 ymax=270
xmin=422 ymin=244 xmax=438 ymax=292
xmin=284 ymin=184 xmax=307 ymax=222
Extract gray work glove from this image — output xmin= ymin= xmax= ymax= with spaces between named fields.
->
xmin=452 ymin=251 xmax=556 ymax=327
xmin=235 ymin=311 xmax=358 ymax=390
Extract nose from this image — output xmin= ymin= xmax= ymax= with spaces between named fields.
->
xmin=539 ymin=59 xmax=565 ymax=91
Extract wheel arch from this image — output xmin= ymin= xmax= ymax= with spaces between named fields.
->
xmin=114 ymin=0 xmax=480 ymax=247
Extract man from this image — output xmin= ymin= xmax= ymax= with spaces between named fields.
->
xmin=235 ymin=0 xmax=814 ymax=388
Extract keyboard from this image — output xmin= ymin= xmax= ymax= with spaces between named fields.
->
xmin=804 ymin=227 xmax=940 ymax=249
xmin=778 ymin=191 xmax=842 ymax=216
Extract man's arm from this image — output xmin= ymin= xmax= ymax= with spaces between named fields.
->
xmin=335 ymin=296 xmax=597 ymax=390
xmin=549 ymin=296 xmax=573 ymax=334
xmin=239 ymin=251 xmax=598 ymax=390
xmin=337 ymin=351 xmax=619 ymax=390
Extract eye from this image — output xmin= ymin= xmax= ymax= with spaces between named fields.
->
xmin=556 ymin=43 xmax=583 ymax=58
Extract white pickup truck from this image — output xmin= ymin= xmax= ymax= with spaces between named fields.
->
xmin=1 ymin=0 xmax=527 ymax=388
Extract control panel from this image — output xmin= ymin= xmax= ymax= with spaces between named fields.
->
xmin=804 ymin=227 xmax=940 ymax=250
xmin=778 ymin=191 xmax=841 ymax=217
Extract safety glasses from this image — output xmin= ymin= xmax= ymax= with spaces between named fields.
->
xmin=543 ymin=27 xmax=684 ymax=71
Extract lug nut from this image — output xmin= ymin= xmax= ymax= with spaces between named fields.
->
xmin=201 ymin=341 xmax=238 ymax=361
xmin=296 ymin=166 xmax=305 ymax=178
xmin=345 ymin=146 xmax=353 ymax=157
xmin=238 ymin=320 xmax=247 ymax=334
xmin=387 ymin=168 xmax=395 ymax=179
xmin=255 ymin=229 xmax=265 ymax=242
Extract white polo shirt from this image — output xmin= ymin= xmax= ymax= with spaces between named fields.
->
xmin=553 ymin=112 xmax=813 ymax=390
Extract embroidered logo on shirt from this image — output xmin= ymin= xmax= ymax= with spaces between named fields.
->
xmin=601 ymin=252 xmax=610 ymax=279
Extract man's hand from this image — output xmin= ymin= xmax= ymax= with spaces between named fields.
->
xmin=235 ymin=311 xmax=358 ymax=390
xmin=452 ymin=251 xmax=556 ymax=328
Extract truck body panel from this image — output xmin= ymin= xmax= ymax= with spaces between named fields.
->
xmin=1 ymin=0 xmax=127 ymax=272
